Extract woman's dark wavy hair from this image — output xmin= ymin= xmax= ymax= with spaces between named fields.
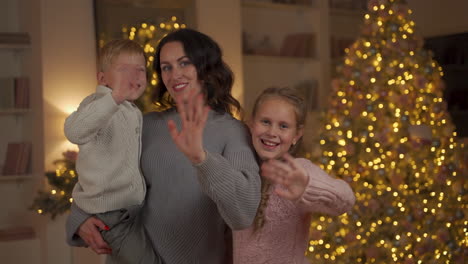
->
xmin=153 ymin=28 xmax=242 ymax=116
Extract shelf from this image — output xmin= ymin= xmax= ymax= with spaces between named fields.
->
xmin=0 ymin=174 xmax=33 ymax=182
xmin=330 ymin=8 xmax=366 ymax=17
xmin=441 ymin=64 xmax=468 ymax=71
xmin=0 ymin=43 xmax=30 ymax=50
xmin=0 ymin=109 xmax=30 ymax=115
xmin=242 ymin=1 xmax=317 ymax=11
xmin=244 ymin=54 xmax=319 ymax=64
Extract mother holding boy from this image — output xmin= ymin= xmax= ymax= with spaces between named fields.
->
xmin=66 ymin=28 xmax=261 ymax=263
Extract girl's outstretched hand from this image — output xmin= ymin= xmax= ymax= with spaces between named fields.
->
xmin=167 ymin=89 xmax=210 ymax=164
xmin=261 ymin=153 xmax=309 ymax=201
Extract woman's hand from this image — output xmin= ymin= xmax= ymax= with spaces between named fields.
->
xmin=77 ymin=217 xmax=112 ymax=255
xmin=167 ymin=90 xmax=210 ymax=164
xmin=261 ymin=153 xmax=309 ymax=201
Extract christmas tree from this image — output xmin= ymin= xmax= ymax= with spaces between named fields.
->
xmin=30 ymin=151 xmax=78 ymax=219
xmin=307 ymin=0 xmax=467 ymax=263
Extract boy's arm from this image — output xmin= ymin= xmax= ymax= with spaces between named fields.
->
xmin=296 ymin=159 xmax=356 ymax=216
xmin=64 ymin=92 xmax=119 ymax=145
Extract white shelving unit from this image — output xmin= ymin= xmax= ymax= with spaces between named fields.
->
xmin=240 ymin=0 xmax=364 ymax=153
xmin=0 ymin=1 xmax=43 ymax=261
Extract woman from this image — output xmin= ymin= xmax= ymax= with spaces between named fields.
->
xmin=66 ymin=28 xmax=261 ymax=264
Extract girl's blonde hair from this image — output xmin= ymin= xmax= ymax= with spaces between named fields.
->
xmin=251 ymin=87 xmax=307 ymax=231
xmin=98 ymin=39 xmax=145 ymax=72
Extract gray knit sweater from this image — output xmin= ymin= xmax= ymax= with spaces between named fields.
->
xmin=64 ymin=85 xmax=146 ymax=214
xmin=66 ymin=109 xmax=261 ymax=264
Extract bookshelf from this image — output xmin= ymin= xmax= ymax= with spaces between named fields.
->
xmin=241 ymin=0 xmax=358 ymax=153
xmin=0 ymin=174 xmax=33 ymax=182
xmin=241 ymin=0 xmax=329 ymax=114
xmin=0 ymin=0 xmax=43 ymax=260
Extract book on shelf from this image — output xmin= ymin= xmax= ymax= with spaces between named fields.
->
xmin=294 ymin=79 xmax=318 ymax=111
xmin=0 ymin=32 xmax=31 ymax=45
xmin=280 ymin=33 xmax=315 ymax=58
xmin=0 ymin=77 xmax=30 ymax=109
xmin=0 ymin=77 xmax=15 ymax=109
xmin=2 ymin=141 xmax=32 ymax=176
xmin=330 ymin=36 xmax=355 ymax=59
xmin=0 ymin=226 xmax=35 ymax=241
xmin=14 ymin=77 xmax=30 ymax=108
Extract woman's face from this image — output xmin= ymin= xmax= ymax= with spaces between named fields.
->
xmin=249 ymin=97 xmax=303 ymax=161
xmin=159 ymin=41 xmax=203 ymax=100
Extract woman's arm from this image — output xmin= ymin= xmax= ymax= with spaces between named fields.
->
xmin=194 ymin=138 xmax=261 ymax=230
xmin=167 ymin=91 xmax=261 ymax=230
xmin=66 ymin=203 xmax=112 ymax=254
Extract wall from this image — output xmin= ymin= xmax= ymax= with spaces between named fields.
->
xmin=26 ymin=0 xmax=468 ymax=263
xmin=41 ymin=0 xmax=100 ymax=263
xmin=194 ymin=0 xmax=244 ymax=107
xmin=408 ymin=0 xmax=468 ymax=37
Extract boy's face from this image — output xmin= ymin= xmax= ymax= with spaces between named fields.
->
xmin=98 ymin=52 xmax=147 ymax=101
xmin=249 ymin=97 xmax=303 ymax=161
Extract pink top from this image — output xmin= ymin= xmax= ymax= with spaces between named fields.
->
xmin=233 ymin=158 xmax=356 ymax=264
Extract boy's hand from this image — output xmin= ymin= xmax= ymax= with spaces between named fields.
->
xmin=110 ymin=67 xmax=141 ymax=104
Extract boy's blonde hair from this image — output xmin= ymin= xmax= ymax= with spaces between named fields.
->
xmin=98 ymin=39 xmax=145 ymax=72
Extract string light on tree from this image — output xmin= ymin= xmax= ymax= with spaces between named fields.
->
xmin=307 ymin=0 xmax=467 ymax=263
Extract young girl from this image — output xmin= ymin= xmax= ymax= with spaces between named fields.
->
xmin=233 ymin=87 xmax=356 ymax=264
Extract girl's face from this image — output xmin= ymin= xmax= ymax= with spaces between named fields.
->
xmin=159 ymin=41 xmax=203 ymax=100
xmin=249 ymin=97 xmax=303 ymax=161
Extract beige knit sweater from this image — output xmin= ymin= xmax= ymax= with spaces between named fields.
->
xmin=64 ymin=85 xmax=146 ymax=214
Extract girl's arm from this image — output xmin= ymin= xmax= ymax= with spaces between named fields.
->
xmin=261 ymin=155 xmax=355 ymax=216
xmin=295 ymin=158 xmax=355 ymax=216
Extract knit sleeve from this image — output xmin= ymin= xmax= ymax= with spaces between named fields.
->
xmin=295 ymin=158 xmax=355 ymax=216
xmin=194 ymin=119 xmax=261 ymax=230
xmin=65 ymin=203 xmax=92 ymax=247
xmin=64 ymin=91 xmax=118 ymax=145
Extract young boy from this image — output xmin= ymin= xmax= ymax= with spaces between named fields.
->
xmin=64 ymin=39 xmax=161 ymax=263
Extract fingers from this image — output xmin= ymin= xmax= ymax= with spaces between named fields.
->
xmin=282 ymin=153 xmax=299 ymax=170
xmin=261 ymin=159 xmax=292 ymax=183
xmin=274 ymin=185 xmax=295 ymax=200
xmin=90 ymin=217 xmax=108 ymax=231
xmin=78 ymin=217 xmax=112 ymax=255
xmin=174 ymin=94 xmax=188 ymax=124
xmin=167 ymin=120 xmax=179 ymax=141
